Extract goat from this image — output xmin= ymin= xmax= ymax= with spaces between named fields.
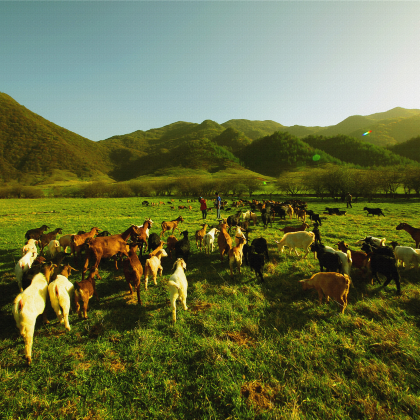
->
xmin=160 ymin=216 xmax=184 ymax=238
xmin=226 ymin=211 xmax=242 ymax=233
xmin=299 ymin=272 xmax=351 ymax=314
xmin=39 ymin=228 xmax=63 ymax=254
xmin=22 ymin=239 xmax=38 ymax=257
xmin=195 ymin=224 xmax=208 ymax=251
xmin=70 ymin=227 xmax=101 ymax=265
xmin=48 ymin=271 xmax=75 ymax=331
xmin=24 ymin=225 xmax=49 ymax=241
xmin=175 ymin=231 xmax=190 ymax=263
xmin=306 ymin=210 xmax=322 ymax=225
xmin=363 ymin=207 xmax=385 ymax=217
xmin=275 ymin=231 xmax=315 ymax=258
xmin=367 ymin=253 xmax=401 ymax=293
xmin=356 ymin=236 xmax=387 ymax=248
xmin=12 ymin=262 xmax=55 ymax=365
xmin=203 ymin=228 xmax=219 ymax=254
xmin=147 ymin=232 xmax=161 ymax=254
xmin=281 ymin=205 xmax=294 ymax=219
xmin=245 ymin=245 xmax=265 ymax=283
xmin=396 ymin=223 xmax=420 ymax=249
xmin=389 ymin=241 xmax=420 ymax=269
xmin=15 ymin=250 xmax=38 ymax=292
xmin=123 ymin=243 xmax=143 ymax=304
xmin=148 ymin=240 xmax=166 ymax=258
xmin=81 ymin=225 xmax=138 ymax=280
xmin=228 ymin=236 xmax=247 ymax=277
xmin=134 ymin=219 xmax=154 ymax=256
xmin=144 ymin=249 xmax=168 ymax=290
xmin=310 ymin=243 xmax=343 ymax=274
xmin=261 ymin=208 xmax=272 ymax=229
xmin=325 ymin=207 xmax=340 ymax=215
xmin=167 ymin=259 xmax=188 ymax=323
xmin=249 ymin=237 xmax=269 ymax=262
xmin=280 ymin=222 xmax=309 ymax=234
xmin=233 ymin=225 xmax=247 ymax=246
xmin=295 ymin=209 xmax=306 ymax=222
xmin=242 ymin=210 xmax=257 ymax=226
xmin=74 ymin=269 xmax=102 ymax=319
xmin=217 ymin=223 xmax=232 ymax=263
xmin=312 ymin=223 xmax=322 ymax=244
xmin=46 ymin=240 xmax=61 ymax=259
xmin=166 ymin=235 xmax=178 ymax=258
xmin=337 ymin=241 xmax=368 ymax=276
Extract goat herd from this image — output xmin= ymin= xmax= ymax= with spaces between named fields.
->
xmin=9 ymin=198 xmax=420 ymax=365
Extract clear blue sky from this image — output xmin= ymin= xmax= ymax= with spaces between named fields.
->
xmin=1 ymin=1 xmax=419 ymax=141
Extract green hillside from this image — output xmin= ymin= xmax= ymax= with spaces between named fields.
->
xmin=302 ymin=134 xmax=418 ymax=167
xmin=0 ymin=92 xmax=111 ymax=183
xmin=221 ymin=119 xmax=284 ymax=140
xmin=366 ymin=107 xmax=420 ymax=120
xmin=211 ymin=127 xmax=252 ymax=152
xmin=238 ymin=131 xmax=342 ymax=177
xmin=388 ymin=135 xmax=420 ymax=163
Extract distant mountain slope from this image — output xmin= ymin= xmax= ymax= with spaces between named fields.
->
xmin=387 ymin=136 xmax=420 ymax=163
xmin=238 ymin=131 xmax=342 ymax=177
xmin=302 ymin=134 xmax=417 ymax=167
xmin=221 ymin=119 xmax=285 ymax=140
xmin=366 ymin=107 xmax=420 ymax=120
xmin=0 ymin=92 xmax=110 ymax=182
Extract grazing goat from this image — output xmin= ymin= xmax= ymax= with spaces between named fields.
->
xmin=15 ymin=250 xmax=38 ymax=292
xmin=144 ymin=249 xmax=168 ymax=290
xmin=228 ymin=236 xmax=247 ymax=277
xmin=167 ymin=259 xmax=188 ymax=323
xmin=275 ymin=231 xmax=315 ymax=258
xmin=217 ymin=223 xmax=232 ymax=263
xmin=363 ymin=207 xmax=385 ymax=217
xmin=22 ymin=239 xmax=38 ymax=256
xmin=12 ymin=263 xmax=55 ymax=365
xmin=160 ymin=216 xmax=184 ymax=238
xmin=306 ymin=210 xmax=322 ymax=225
xmin=25 ymin=225 xmax=49 ymax=241
xmin=175 ymin=231 xmax=190 ymax=263
xmin=299 ymin=272 xmax=351 ymax=314
xmin=123 ymin=243 xmax=143 ymax=304
xmin=367 ymin=253 xmax=401 ymax=293
xmin=39 ymin=228 xmax=63 ymax=254
xmin=195 ymin=224 xmax=208 ymax=251
xmin=389 ymin=241 xmax=420 ymax=269
xmin=396 ymin=223 xmax=420 ymax=249
xmin=310 ymin=243 xmax=343 ymax=273
xmin=74 ymin=269 xmax=102 ymax=319
xmin=203 ymin=228 xmax=219 ymax=254
xmin=280 ymin=222 xmax=309 ymax=234
xmin=166 ymin=235 xmax=178 ymax=258
xmin=325 ymin=207 xmax=340 ymax=215
xmin=48 ymin=272 xmax=75 ymax=331
xmin=82 ymin=225 xmax=138 ymax=280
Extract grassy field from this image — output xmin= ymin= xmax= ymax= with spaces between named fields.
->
xmin=1 ymin=196 xmax=420 ymax=419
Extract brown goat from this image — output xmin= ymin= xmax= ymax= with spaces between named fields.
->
xmin=228 ymin=236 xmax=247 ymax=277
xmin=123 ymin=243 xmax=143 ymax=305
xmin=132 ymin=219 xmax=153 ymax=256
xmin=217 ymin=223 xmax=232 ymax=264
xmin=160 ymin=216 xmax=184 ymax=238
xmin=295 ymin=209 xmax=306 ymax=222
xmin=280 ymin=222 xmax=309 ymax=234
xmin=300 ymin=272 xmax=351 ymax=314
xmin=74 ymin=269 xmax=102 ymax=319
xmin=166 ymin=235 xmax=178 ymax=258
xmin=82 ymin=225 xmax=139 ymax=280
xmin=70 ymin=227 xmax=101 ymax=265
xmin=337 ymin=241 xmax=368 ymax=276
xmin=25 ymin=225 xmax=49 ymax=241
xmin=39 ymin=228 xmax=63 ymax=254
xmin=396 ymin=223 xmax=420 ymax=249
xmin=148 ymin=240 xmax=166 ymax=258
xmin=195 ymin=224 xmax=208 ymax=251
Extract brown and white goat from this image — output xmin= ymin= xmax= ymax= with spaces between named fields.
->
xmin=228 ymin=236 xmax=247 ymax=277
xmin=39 ymin=228 xmax=63 ymax=254
xmin=144 ymin=249 xmax=168 ymax=290
xmin=217 ymin=223 xmax=232 ymax=264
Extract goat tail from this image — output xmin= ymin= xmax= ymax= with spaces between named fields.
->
xmin=55 ymin=285 xmax=60 ymax=297
xmin=167 ymin=280 xmax=180 ymax=290
xmin=18 ymin=298 xmax=24 ymax=312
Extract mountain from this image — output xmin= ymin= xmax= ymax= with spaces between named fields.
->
xmin=387 ymin=136 xmax=420 ymax=163
xmin=1 ymin=92 xmax=419 ymax=183
xmin=302 ymin=134 xmax=417 ymax=167
xmin=0 ymin=92 xmax=111 ymax=183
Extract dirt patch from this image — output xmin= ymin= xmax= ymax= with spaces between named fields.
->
xmin=226 ymin=330 xmax=254 ymax=347
xmin=190 ymin=300 xmax=214 ymax=314
xmin=240 ymin=380 xmax=276 ymax=412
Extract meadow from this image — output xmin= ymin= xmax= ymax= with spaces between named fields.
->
xmin=1 ymin=196 xmax=420 ymax=419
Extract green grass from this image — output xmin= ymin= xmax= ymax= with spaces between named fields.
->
xmin=1 ymin=197 xmax=420 ymax=419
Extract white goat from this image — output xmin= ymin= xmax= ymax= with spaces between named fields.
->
xmin=12 ymin=264 xmax=54 ymax=365
xmin=275 ymin=231 xmax=315 ymax=258
xmin=48 ymin=274 xmax=75 ymax=331
xmin=393 ymin=246 xmax=420 ymax=269
xmin=144 ymin=248 xmax=168 ymax=290
xmin=233 ymin=225 xmax=247 ymax=246
xmin=242 ymin=210 xmax=257 ymax=225
xmin=167 ymin=258 xmax=188 ymax=323
xmin=318 ymin=246 xmax=353 ymax=276
xmin=356 ymin=237 xmax=386 ymax=247
xmin=203 ymin=228 xmax=219 ymax=254
xmin=15 ymin=250 xmax=38 ymax=292
xmin=22 ymin=239 xmax=38 ymax=256
xmin=47 ymin=240 xmax=60 ymax=258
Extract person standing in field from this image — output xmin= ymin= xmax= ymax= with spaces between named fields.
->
xmin=215 ymin=192 xmax=222 ymax=220
xmin=199 ymin=196 xmax=207 ymax=220
xmin=346 ymin=193 xmax=352 ymax=208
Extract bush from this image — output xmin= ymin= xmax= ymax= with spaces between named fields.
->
xmin=20 ymin=186 xmax=44 ymax=198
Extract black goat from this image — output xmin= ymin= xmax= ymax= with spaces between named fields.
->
xmin=227 ymin=211 xmax=242 ymax=233
xmin=247 ymin=245 xmax=265 ymax=283
xmin=147 ymin=233 xmax=161 ymax=254
xmin=360 ymin=243 xmax=395 ymax=258
xmin=312 ymin=223 xmax=322 ymax=244
xmin=368 ymin=253 xmax=401 ymax=293
xmin=310 ymin=242 xmax=343 ymax=273
xmin=325 ymin=207 xmax=340 ymax=215
xmin=261 ymin=208 xmax=272 ymax=229
xmin=306 ymin=210 xmax=322 ymax=225
xmin=175 ymin=231 xmax=190 ymax=264
xmin=363 ymin=207 xmax=385 ymax=217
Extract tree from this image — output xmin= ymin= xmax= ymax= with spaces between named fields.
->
xmin=277 ymin=172 xmax=306 ymax=196
xmin=243 ymin=177 xmax=261 ymax=196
